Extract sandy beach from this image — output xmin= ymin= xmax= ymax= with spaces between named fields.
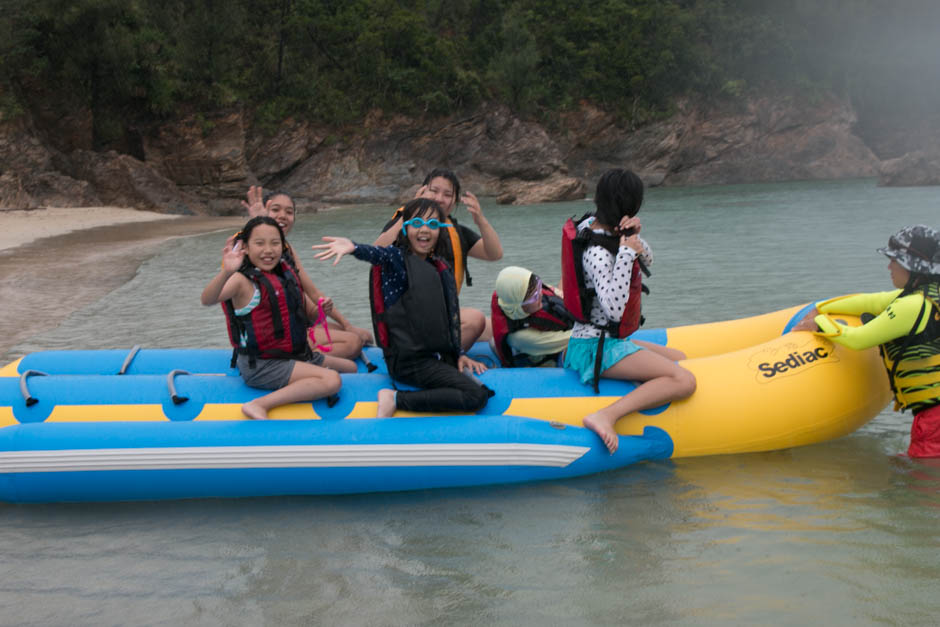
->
xmin=0 ymin=207 xmax=244 ymax=359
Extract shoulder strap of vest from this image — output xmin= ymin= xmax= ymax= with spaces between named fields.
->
xmin=444 ymin=218 xmax=468 ymax=291
xmin=886 ymin=289 xmax=932 ymax=402
xmin=369 ymin=265 xmax=390 ymax=349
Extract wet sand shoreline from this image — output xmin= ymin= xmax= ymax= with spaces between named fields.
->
xmin=0 ymin=211 xmax=245 ymax=360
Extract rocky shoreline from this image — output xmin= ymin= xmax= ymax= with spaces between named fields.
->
xmin=1 ymin=91 xmax=936 ymax=215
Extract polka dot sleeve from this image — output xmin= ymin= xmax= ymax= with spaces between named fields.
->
xmin=583 ymin=243 xmax=637 ymax=323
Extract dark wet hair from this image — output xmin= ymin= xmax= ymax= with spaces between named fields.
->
xmin=237 ymin=216 xmax=287 ymax=272
xmin=262 ymin=190 xmax=295 ymax=208
xmin=903 ymin=272 xmax=939 ymax=294
xmin=594 ymin=169 xmax=645 ymax=225
xmin=422 ymin=168 xmax=461 ymax=201
xmin=395 ymin=198 xmax=446 ymax=254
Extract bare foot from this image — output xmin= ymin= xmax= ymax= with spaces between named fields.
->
xmin=241 ymin=401 xmax=269 ymax=420
xmin=376 ymin=389 xmax=396 ymax=418
xmin=583 ymin=412 xmax=619 ymax=454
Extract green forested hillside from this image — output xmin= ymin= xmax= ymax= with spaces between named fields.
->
xmin=1 ymin=0 xmax=937 ymax=150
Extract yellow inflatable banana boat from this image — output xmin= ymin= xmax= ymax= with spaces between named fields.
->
xmin=1 ymin=299 xmax=891 ymax=463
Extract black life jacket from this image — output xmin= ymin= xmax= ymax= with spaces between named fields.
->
xmin=490 ymin=288 xmax=574 ymax=367
xmin=369 ymin=251 xmax=462 ymax=366
xmin=223 ymin=260 xmax=311 ymax=367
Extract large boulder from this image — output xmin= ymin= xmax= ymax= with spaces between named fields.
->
xmin=0 ymin=114 xmax=99 ymax=209
xmin=278 ymin=105 xmax=585 ymax=206
xmin=66 ymin=150 xmax=206 ymax=214
xmin=142 ymin=110 xmax=256 ymax=211
xmin=0 ymin=172 xmax=35 ymax=210
xmin=559 ymin=94 xmax=880 ymax=187
xmin=246 ymin=118 xmax=325 ymax=181
xmin=878 ymin=151 xmax=940 ymax=187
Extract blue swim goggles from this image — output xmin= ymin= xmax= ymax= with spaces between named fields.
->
xmin=401 ymin=217 xmax=453 ymax=235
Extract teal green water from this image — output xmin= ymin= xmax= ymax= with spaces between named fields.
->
xmin=3 ymin=178 xmax=940 ymax=625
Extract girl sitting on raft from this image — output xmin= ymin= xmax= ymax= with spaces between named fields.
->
xmin=564 ymin=169 xmax=696 ymax=453
xmin=242 ymin=186 xmax=373 ymax=360
xmin=201 ymin=216 xmax=348 ymax=420
xmin=793 ymin=225 xmax=940 ymax=457
xmin=492 ymin=266 xmax=575 ymax=367
xmin=314 ymin=198 xmax=492 ymax=418
xmin=373 ymin=169 xmax=502 ymax=350
xmin=493 ymin=265 xmax=685 ymax=368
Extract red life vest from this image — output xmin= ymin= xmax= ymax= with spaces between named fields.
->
xmin=369 ymin=252 xmax=462 ymax=365
xmin=223 ymin=261 xmax=310 ymax=365
xmin=490 ymin=288 xmax=574 ymax=367
xmin=560 ymin=214 xmax=647 ymax=338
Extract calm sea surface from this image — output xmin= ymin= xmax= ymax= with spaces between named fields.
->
xmin=3 ymin=178 xmax=940 ymax=626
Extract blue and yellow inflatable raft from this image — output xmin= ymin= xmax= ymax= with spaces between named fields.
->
xmin=0 ymin=300 xmax=891 ymax=503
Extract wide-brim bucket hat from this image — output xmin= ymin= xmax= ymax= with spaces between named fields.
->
xmin=877 ymin=224 xmax=940 ymax=275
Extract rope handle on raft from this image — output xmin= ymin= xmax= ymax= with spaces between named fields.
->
xmin=118 ymin=344 xmax=140 ymax=374
xmin=167 ymin=369 xmax=190 ymax=405
xmin=19 ymin=370 xmax=48 ymax=407
xmin=360 ymin=353 xmax=378 ymax=373
xmin=118 ymin=345 xmax=141 ymax=375
xmin=307 ymin=297 xmax=333 ymax=354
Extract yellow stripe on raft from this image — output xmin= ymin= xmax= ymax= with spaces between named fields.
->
xmin=45 ymin=405 xmax=170 ymax=423
xmin=0 ymin=359 xmax=22 ymax=377
xmin=194 ymin=403 xmax=321 ymax=421
xmin=0 ymin=407 xmax=15 ymax=428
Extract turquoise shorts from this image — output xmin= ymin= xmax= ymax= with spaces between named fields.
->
xmin=564 ymin=336 xmax=642 ymax=386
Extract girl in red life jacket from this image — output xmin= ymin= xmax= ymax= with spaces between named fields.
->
xmin=492 ymin=266 xmax=684 ymax=368
xmin=372 ymin=169 xmax=503 ymax=351
xmin=565 ymin=169 xmax=696 ymax=454
xmin=492 ymin=266 xmax=575 ymax=367
xmin=241 ymin=186 xmax=373 ymax=359
xmin=201 ymin=217 xmax=349 ymax=420
xmin=314 ymin=198 xmax=492 ymax=418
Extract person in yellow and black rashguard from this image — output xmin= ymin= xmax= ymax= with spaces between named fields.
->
xmin=793 ymin=225 xmax=940 ymax=457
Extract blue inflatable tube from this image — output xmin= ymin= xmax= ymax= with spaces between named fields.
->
xmin=0 ymin=418 xmax=672 ymax=503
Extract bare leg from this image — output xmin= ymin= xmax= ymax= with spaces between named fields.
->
xmin=632 ymin=339 xmax=686 ymax=361
xmin=478 ymin=315 xmax=493 ymax=342
xmin=309 ymin=324 xmax=364 ymax=360
xmin=242 ymin=361 xmax=342 ymax=420
xmin=460 ymin=307 xmax=486 ymax=351
xmin=377 ymin=389 xmax=396 ymax=418
xmin=582 ymin=349 xmax=696 ymax=454
xmin=321 ymin=354 xmax=357 ymax=373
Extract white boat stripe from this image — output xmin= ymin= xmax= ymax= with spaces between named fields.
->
xmin=0 ymin=444 xmax=591 ymax=473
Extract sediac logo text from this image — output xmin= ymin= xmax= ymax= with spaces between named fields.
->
xmin=757 ymin=347 xmax=828 ymax=378
xmin=749 ymin=339 xmax=838 ymax=383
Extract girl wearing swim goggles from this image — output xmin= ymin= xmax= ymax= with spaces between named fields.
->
xmin=400 ymin=217 xmax=452 ymax=235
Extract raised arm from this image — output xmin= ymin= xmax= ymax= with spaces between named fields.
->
xmin=463 ymin=191 xmax=503 ymax=261
xmin=201 ymin=235 xmax=251 ymax=307
xmin=373 ymin=218 xmax=402 ymax=247
xmin=241 ymin=185 xmax=266 ymax=218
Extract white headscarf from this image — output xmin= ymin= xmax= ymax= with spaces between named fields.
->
xmin=495 ymin=266 xmax=534 ymax=321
